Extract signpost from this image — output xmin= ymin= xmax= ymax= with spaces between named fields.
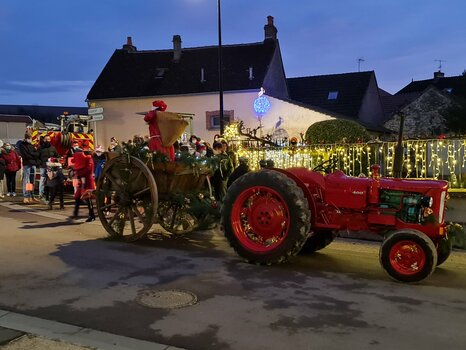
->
xmin=88 ymin=107 xmax=103 ymax=115
xmin=89 ymin=114 xmax=104 ymax=122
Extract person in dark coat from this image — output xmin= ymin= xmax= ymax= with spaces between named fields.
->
xmin=1 ymin=143 xmax=21 ymax=196
xmin=45 ymin=158 xmax=65 ymax=210
xmin=92 ymin=145 xmax=107 ymax=182
xmin=38 ymin=135 xmax=59 ymax=201
xmin=0 ymin=141 xmax=5 ymax=198
xmin=18 ymin=134 xmax=40 ymax=203
xmin=227 ymin=157 xmax=250 ymax=188
xmin=211 ymin=142 xmax=233 ymax=202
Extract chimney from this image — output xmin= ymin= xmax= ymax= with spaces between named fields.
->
xmin=173 ymin=35 xmax=182 ymax=62
xmin=434 ymin=70 xmax=445 ymax=79
xmin=248 ymin=67 xmax=254 ymax=80
xmin=122 ymin=36 xmax=136 ymax=52
xmin=264 ymin=16 xmax=277 ymax=41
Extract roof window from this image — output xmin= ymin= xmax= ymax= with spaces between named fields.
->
xmin=328 ymin=91 xmax=339 ymax=100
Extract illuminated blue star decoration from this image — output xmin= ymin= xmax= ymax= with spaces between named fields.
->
xmin=253 ymin=87 xmax=271 ymax=117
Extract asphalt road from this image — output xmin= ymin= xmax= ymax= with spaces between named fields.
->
xmin=0 ymin=199 xmax=465 ymax=350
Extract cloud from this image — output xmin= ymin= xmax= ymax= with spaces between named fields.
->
xmin=4 ymin=80 xmax=94 ymax=93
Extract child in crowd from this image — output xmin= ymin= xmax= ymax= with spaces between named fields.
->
xmin=45 ymin=157 xmax=65 ymax=210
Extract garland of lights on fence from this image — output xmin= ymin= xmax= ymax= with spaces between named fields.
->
xmin=224 ymin=123 xmax=466 ymax=188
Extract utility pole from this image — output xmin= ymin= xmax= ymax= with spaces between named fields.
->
xmin=218 ymin=0 xmax=225 ymax=135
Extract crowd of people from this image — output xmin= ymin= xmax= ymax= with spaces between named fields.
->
xmin=0 ymin=134 xmax=116 ymax=223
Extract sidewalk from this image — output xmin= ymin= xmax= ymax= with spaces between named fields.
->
xmin=0 ymin=309 xmax=182 ymax=350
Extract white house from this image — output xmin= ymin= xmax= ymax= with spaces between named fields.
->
xmin=87 ymin=16 xmax=335 ymax=146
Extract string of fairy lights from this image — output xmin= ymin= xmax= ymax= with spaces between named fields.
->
xmin=224 ymin=123 xmax=466 ymax=188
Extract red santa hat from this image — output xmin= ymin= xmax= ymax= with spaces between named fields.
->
xmin=152 ymin=100 xmax=167 ymax=111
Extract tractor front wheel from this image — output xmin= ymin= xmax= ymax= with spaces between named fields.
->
xmin=380 ymin=229 xmax=437 ymax=283
xmin=436 ymin=236 xmax=452 ymax=266
xmin=222 ymin=169 xmax=311 ymax=265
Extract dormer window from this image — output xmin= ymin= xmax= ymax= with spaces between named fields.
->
xmin=155 ymin=68 xmax=167 ymax=79
xmin=328 ymin=91 xmax=339 ymax=100
xmin=201 ymin=68 xmax=206 ymax=83
xmin=248 ymin=67 xmax=254 ymax=80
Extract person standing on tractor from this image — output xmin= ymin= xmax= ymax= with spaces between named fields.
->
xmin=18 ymin=134 xmax=40 ymax=203
xmin=38 ymin=135 xmax=59 ymax=202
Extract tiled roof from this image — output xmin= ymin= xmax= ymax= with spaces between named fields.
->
xmin=396 ymin=74 xmax=466 ymax=97
xmin=286 ymin=71 xmax=374 ymax=119
xmin=87 ymin=40 xmax=278 ymax=100
xmin=0 ymin=105 xmax=87 ymax=124
xmin=0 ymin=114 xmax=32 ymax=123
xmin=380 ymin=92 xmax=421 ymax=118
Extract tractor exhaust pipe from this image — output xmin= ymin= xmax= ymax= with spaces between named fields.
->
xmin=393 ymin=111 xmax=405 ymax=178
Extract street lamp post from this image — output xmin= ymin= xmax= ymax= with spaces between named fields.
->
xmin=218 ymin=0 xmax=224 ymax=135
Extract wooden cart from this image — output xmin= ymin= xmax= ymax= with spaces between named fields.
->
xmin=95 ymin=154 xmax=216 ymax=242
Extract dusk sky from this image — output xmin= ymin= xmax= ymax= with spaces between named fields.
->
xmin=1 ymin=0 xmax=465 ymax=107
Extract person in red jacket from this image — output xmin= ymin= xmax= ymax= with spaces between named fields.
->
xmin=71 ymin=150 xmax=96 ymax=222
xmin=143 ymin=100 xmax=175 ymax=161
xmin=1 ymin=143 xmax=21 ymax=196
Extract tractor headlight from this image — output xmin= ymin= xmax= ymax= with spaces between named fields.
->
xmin=420 ymin=196 xmax=433 ymax=208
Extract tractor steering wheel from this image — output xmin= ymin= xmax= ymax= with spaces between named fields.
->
xmin=312 ymin=157 xmax=339 ymax=174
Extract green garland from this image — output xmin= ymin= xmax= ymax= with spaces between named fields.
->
xmin=122 ymin=143 xmax=220 ymax=175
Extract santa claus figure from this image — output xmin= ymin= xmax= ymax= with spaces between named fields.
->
xmin=144 ymin=100 xmax=175 ymax=161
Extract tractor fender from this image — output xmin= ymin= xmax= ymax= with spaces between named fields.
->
xmin=272 ymin=168 xmax=323 ymax=227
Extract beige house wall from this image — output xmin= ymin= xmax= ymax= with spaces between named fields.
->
xmin=89 ymin=92 xmax=334 ymax=148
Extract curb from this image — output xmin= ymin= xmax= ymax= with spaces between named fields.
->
xmin=0 ymin=309 xmax=183 ymax=350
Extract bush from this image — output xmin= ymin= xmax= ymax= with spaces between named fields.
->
xmin=305 ymin=119 xmax=370 ymax=144
xmin=447 ymin=223 xmax=466 ymax=249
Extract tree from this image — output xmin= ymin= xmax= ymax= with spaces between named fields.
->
xmin=305 ymin=119 xmax=370 ymax=144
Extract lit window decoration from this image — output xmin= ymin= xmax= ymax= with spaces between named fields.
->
xmin=253 ymin=87 xmax=271 ymax=117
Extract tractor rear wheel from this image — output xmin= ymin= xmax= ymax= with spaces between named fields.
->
xmin=222 ymin=169 xmax=311 ymax=264
xmin=380 ymin=229 xmax=437 ymax=283
xmin=436 ymin=236 xmax=452 ymax=266
xmin=299 ymin=230 xmax=335 ymax=254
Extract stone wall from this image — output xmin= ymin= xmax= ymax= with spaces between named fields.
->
xmin=384 ymin=87 xmax=452 ymax=138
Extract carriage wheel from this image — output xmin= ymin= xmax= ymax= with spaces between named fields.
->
xmin=96 ymin=155 xmax=158 ymax=242
xmin=157 ymin=200 xmax=199 ymax=234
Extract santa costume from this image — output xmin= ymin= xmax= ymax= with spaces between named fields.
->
xmin=144 ymin=100 xmax=175 ymax=161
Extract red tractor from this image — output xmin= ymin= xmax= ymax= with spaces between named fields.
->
xmin=221 ymin=161 xmax=450 ymax=283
